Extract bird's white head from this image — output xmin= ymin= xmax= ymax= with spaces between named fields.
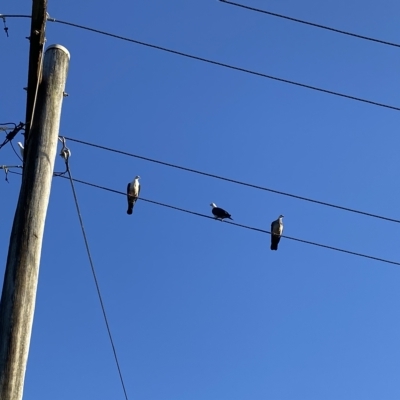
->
xmin=135 ymin=175 xmax=141 ymax=180
xmin=210 ymin=203 xmax=217 ymax=208
xmin=279 ymin=214 xmax=284 ymax=219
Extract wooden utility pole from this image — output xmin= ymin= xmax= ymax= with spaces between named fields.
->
xmin=0 ymin=44 xmax=70 ymax=400
xmin=25 ymin=0 xmax=48 ymax=139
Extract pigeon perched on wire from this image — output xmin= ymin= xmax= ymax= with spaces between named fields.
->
xmin=127 ymin=176 xmax=140 ymax=215
xmin=210 ymin=203 xmax=233 ymax=221
xmin=270 ymin=215 xmax=284 ymax=250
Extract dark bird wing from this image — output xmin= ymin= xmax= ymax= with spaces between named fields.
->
xmin=225 ymin=211 xmax=233 ymax=220
xmin=213 ymin=207 xmax=233 ymax=220
xmin=270 ymin=221 xmax=280 ymax=250
xmin=127 ymin=183 xmax=134 ymax=215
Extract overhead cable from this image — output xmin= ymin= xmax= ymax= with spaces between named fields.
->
xmin=55 ymin=175 xmax=400 ymax=267
xmin=49 ymin=19 xmax=400 ymax=111
xmin=64 ymin=136 xmax=400 ymax=225
xmin=219 ymin=0 xmax=400 ymax=49
xmin=3 ymin=14 xmax=400 ymax=111
xmin=63 ymin=157 xmax=129 ymax=400
xmin=0 ymin=122 xmax=25 ymax=150
xmin=7 ymin=167 xmax=399 ymax=266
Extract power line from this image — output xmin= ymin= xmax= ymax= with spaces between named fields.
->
xmin=0 ymin=122 xmax=25 ymax=150
xmin=54 ymin=174 xmax=400 ymax=267
xmin=10 ymin=141 xmax=23 ymax=162
xmin=3 ymin=14 xmax=400 ymax=111
xmin=49 ymin=18 xmax=400 ymax=112
xmin=219 ymin=0 xmax=400 ymax=49
xmin=64 ymin=136 xmax=400 ymax=226
xmin=0 ymin=15 xmax=31 ymax=20
xmin=64 ymin=159 xmax=129 ymax=400
xmin=7 ymin=167 xmax=400 ymax=266
xmin=0 ymin=122 xmax=17 ymax=129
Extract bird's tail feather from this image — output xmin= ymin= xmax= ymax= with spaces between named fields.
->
xmin=127 ymin=204 xmax=133 ymax=215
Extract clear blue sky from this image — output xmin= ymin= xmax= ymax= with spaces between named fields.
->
xmin=2 ymin=0 xmax=400 ymax=399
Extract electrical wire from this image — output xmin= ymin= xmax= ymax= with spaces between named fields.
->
xmin=48 ymin=18 xmax=400 ymax=112
xmin=28 ymin=45 xmax=44 ymax=135
xmin=0 ymin=165 xmax=22 ymax=182
xmin=10 ymin=141 xmax=23 ymax=162
xmin=64 ymin=160 xmax=129 ymax=400
xmin=0 ymin=15 xmax=31 ymax=19
xmin=53 ymin=174 xmax=400 ymax=267
xmin=0 ymin=122 xmax=25 ymax=150
xmin=219 ymin=0 xmax=400 ymax=49
xmin=3 ymin=14 xmax=400 ymax=111
xmin=0 ymin=122 xmax=17 ymax=129
xmin=6 ymin=167 xmax=400 ymax=265
xmin=64 ymin=136 xmax=400 ymax=225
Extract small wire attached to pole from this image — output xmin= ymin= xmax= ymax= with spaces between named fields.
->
xmin=0 ymin=122 xmax=16 ymax=130
xmin=0 ymin=122 xmax=25 ymax=151
xmin=10 ymin=141 xmax=23 ymax=162
xmin=27 ymin=43 xmax=45 ymax=138
xmin=54 ymin=136 xmax=71 ymax=176
xmin=1 ymin=15 xmax=9 ymax=37
xmin=61 ymin=142 xmax=129 ymax=400
xmin=0 ymin=165 xmax=22 ymax=182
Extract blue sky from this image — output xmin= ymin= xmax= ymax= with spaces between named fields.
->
xmin=2 ymin=0 xmax=400 ymax=399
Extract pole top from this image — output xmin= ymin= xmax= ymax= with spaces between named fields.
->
xmin=46 ymin=44 xmax=70 ymax=60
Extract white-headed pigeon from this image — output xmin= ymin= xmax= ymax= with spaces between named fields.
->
xmin=210 ymin=203 xmax=233 ymax=221
xmin=127 ymin=175 xmax=140 ymax=215
xmin=270 ymin=215 xmax=284 ymax=250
